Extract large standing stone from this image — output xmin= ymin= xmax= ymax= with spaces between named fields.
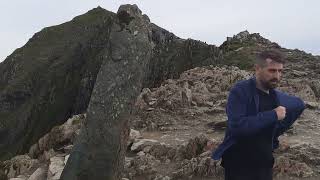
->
xmin=27 ymin=167 xmax=47 ymax=180
xmin=61 ymin=4 xmax=154 ymax=180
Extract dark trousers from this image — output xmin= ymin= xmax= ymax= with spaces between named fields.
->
xmin=224 ymin=167 xmax=273 ymax=180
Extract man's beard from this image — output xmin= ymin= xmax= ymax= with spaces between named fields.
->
xmin=262 ymin=79 xmax=279 ymax=90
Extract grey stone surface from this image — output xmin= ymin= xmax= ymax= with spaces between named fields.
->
xmin=61 ymin=4 xmax=154 ymax=180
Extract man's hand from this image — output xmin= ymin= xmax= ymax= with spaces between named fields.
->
xmin=274 ymin=106 xmax=286 ymax=120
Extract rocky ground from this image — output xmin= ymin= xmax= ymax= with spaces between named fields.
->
xmin=1 ymin=66 xmax=319 ymax=180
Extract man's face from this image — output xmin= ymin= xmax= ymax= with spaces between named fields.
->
xmin=255 ymin=58 xmax=284 ymax=90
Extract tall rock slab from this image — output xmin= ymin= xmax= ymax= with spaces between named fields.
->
xmin=61 ymin=4 xmax=154 ymax=179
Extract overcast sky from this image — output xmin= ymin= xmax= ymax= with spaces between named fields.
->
xmin=1 ymin=0 xmax=319 ymax=62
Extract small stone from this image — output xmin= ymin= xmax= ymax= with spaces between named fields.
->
xmin=147 ymin=107 xmax=155 ymax=111
xmin=48 ymin=156 xmax=64 ymax=180
xmin=137 ymin=151 xmax=145 ymax=156
xmin=206 ymin=129 xmax=214 ymax=134
xmin=130 ymin=139 xmax=159 ymax=152
xmin=305 ymin=101 xmax=319 ymax=109
xmin=64 ymin=155 xmax=70 ymax=165
xmin=28 ymin=167 xmax=47 ymax=180
xmin=130 ymin=129 xmax=142 ymax=139
xmin=205 ymin=101 xmax=214 ymax=107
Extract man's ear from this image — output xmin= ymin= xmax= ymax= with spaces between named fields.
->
xmin=254 ymin=64 xmax=259 ymax=72
xmin=254 ymin=64 xmax=262 ymax=77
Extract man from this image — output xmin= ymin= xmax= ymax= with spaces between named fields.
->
xmin=211 ymin=50 xmax=305 ymax=180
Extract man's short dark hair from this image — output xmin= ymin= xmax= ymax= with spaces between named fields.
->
xmin=256 ymin=50 xmax=285 ymax=67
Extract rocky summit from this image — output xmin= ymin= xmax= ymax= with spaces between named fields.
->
xmin=0 ymin=4 xmax=319 ymax=180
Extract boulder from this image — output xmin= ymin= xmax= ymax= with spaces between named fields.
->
xmin=47 ymin=156 xmax=64 ymax=180
xmin=131 ymin=139 xmax=160 ymax=152
xmin=27 ymin=167 xmax=47 ymax=180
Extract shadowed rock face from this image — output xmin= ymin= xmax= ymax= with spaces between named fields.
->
xmin=0 ymin=7 xmax=116 ymax=160
xmin=0 ymin=4 xmax=221 ymax=162
xmin=144 ymin=23 xmax=222 ymax=88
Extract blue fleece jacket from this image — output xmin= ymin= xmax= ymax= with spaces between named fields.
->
xmin=212 ymin=77 xmax=305 ymax=160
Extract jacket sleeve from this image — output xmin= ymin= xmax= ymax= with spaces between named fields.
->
xmin=227 ymin=86 xmax=278 ymax=138
xmin=274 ymin=94 xmax=305 ymax=137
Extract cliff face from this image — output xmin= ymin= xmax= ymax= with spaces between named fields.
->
xmin=0 ymin=7 xmax=117 ymax=160
xmin=145 ymin=23 xmax=222 ymax=88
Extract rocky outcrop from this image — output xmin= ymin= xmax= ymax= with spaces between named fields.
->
xmin=136 ymin=66 xmax=250 ymax=111
xmin=132 ymin=66 xmax=250 ymax=131
xmin=220 ymin=30 xmax=320 ymax=78
xmin=28 ymin=114 xmax=84 ymax=160
xmin=273 ymin=140 xmax=320 ymax=178
xmin=3 ymin=155 xmax=40 ymax=179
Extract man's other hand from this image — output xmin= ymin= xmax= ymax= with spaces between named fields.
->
xmin=274 ymin=106 xmax=286 ymax=120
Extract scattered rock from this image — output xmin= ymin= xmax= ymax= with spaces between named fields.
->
xmin=133 ymin=66 xmax=251 ymax=112
xmin=4 ymin=155 xmax=40 ymax=179
xmin=172 ymin=157 xmax=223 ymax=179
xmin=27 ymin=166 xmax=47 ymax=180
xmin=274 ymin=156 xmax=313 ymax=178
xmin=131 ymin=139 xmax=160 ymax=152
xmin=179 ymin=134 xmax=209 ymax=160
xmin=206 ymin=120 xmax=227 ymax=130
xmin=9 ymin=177 xmax=27 ymax=180
xmin=305 ymin=101 xmax=319 ymax=109
xmin=292 ymin=69 xmax=308 ymax=77
xmin=64 ymin=155 xmax=70 ymax=165
xmin=47 ymin=156 xmax=64 ymax=180
xmin=30 ymin=114 xmax=84 ymax=159
xmin=279 ymin=80 xmax=317 ymax=102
